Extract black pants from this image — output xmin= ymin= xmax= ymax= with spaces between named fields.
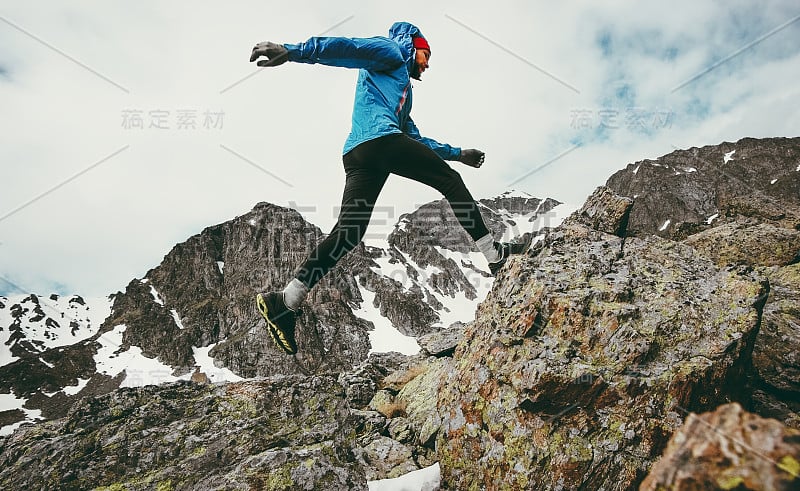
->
xmin=295 ymin=133 xmax=491 ymax=289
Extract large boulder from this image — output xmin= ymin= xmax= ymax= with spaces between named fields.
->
xmin=565 ymin=186 xmax=633 ymax=237
xmin=683 ymin=220 xmax=800 ymax=268
xmin=640 ymin=403 xmax=800 ymax=490
xmin=436 ymin=188 xmax=769 ymax=490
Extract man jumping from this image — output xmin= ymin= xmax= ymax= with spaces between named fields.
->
xmin=250 ymin=21 xmax=528 ymax=355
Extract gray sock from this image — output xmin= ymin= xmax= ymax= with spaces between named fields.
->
xmin=476 ymin=233 xmax=501 ymax=263
xmin=282 ymin=278 xmax=309 ymax=311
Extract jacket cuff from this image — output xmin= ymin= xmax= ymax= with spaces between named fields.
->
xmin=283 ymin=43 xmax=303 ymax=62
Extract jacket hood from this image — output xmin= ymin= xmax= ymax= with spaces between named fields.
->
xmin=389 ymin=21 xmax=424 ymax=61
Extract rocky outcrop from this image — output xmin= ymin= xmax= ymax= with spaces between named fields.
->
xmin=417 ymin=322 xmax=464 ymax=357
xmin=0 ymin=376 xmax=369 ymax=490
xmin=640 ymin=403 xmax=800 ymax=490
xmin=366 ymin=355 xmax=453 ymax=477
xmin=436 ymin=187 xmax=769 ymax=490
xmin=1 ymin=348 xmax=447 ymax=489
xmin=565 ymin=186 xmax=633 ymax=237
xmin=684 ymin=220 xmax=800 ymax=268
xmin=338 ymin=352 xmax=410 ymax=410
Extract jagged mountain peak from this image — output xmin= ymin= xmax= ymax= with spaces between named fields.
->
xmin=498 ymin=188 xmax=535 ymax=198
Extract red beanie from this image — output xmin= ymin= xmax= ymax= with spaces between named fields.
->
xmin=412 ymin=35 xmax=430 ymax=52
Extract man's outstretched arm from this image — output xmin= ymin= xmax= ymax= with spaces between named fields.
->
xmin=250 ymin=36 xmax=405 ymax=72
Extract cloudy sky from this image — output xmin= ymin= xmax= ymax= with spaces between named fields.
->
xmin=1 ymin=0 xmax=798 ymax=297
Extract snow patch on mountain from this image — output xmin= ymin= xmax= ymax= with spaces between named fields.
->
xmin=191 ymin=345 xmax=243 ymax=383
xmin=369 ymin=251 xmax=413 ymax=293
xmin=491 ymin=206 xmax=540 ymax=239
xmin=434 ymin=247 xmax=491 ymax=290
xmin=354 ymin=281 xmax=420 ymax=356
xmin=93 ymin=324 xmax=244 ymax=386
xmin=428 ymin=283 xmax=485 ymax=329
xmin=170 ymin=309 xmax=185 ymax=330
xmin=94 ymin=324 xmax=174 ymax=387
xmin=724 ymin=150 xmax=736 ymax=163
xmin=62 ymin=377 xmax=91 ymax=396
xmin=0 ymin=392 xmax=41 ymax=436
xmin=369 ymin=463 xmax=441 ymax=491
xmin=148 ymin=284 xmax=165 ymax=306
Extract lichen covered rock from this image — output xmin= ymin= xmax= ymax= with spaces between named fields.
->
xmin=564 ymin=186 xmax=633 ymax=237
xmin=640 ymin=403 xmax=800 ymax=491
xmin=684 ymin=220 xmax=800 ymax=268
xmin=0 ymin=376 xmax=367 ymax=490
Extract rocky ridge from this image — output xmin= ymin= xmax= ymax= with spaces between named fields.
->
xmin=605 ymin=136 xmax=800 ymax=240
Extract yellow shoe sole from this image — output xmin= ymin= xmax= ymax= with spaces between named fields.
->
xmin=256 ymin=293 xmax=297 ymax=355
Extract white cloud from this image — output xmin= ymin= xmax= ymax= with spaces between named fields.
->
xmin=1 ymin=0 xmax=798 ymax=296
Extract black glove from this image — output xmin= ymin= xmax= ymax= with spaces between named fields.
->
xmin=250 ymin=41 xmax=289 ymax=67
xmin=458 ymin=149 xmax=485 ymax=168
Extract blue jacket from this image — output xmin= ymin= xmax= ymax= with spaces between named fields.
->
xmin=283 ymin=22 xmax=461 ymax=160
